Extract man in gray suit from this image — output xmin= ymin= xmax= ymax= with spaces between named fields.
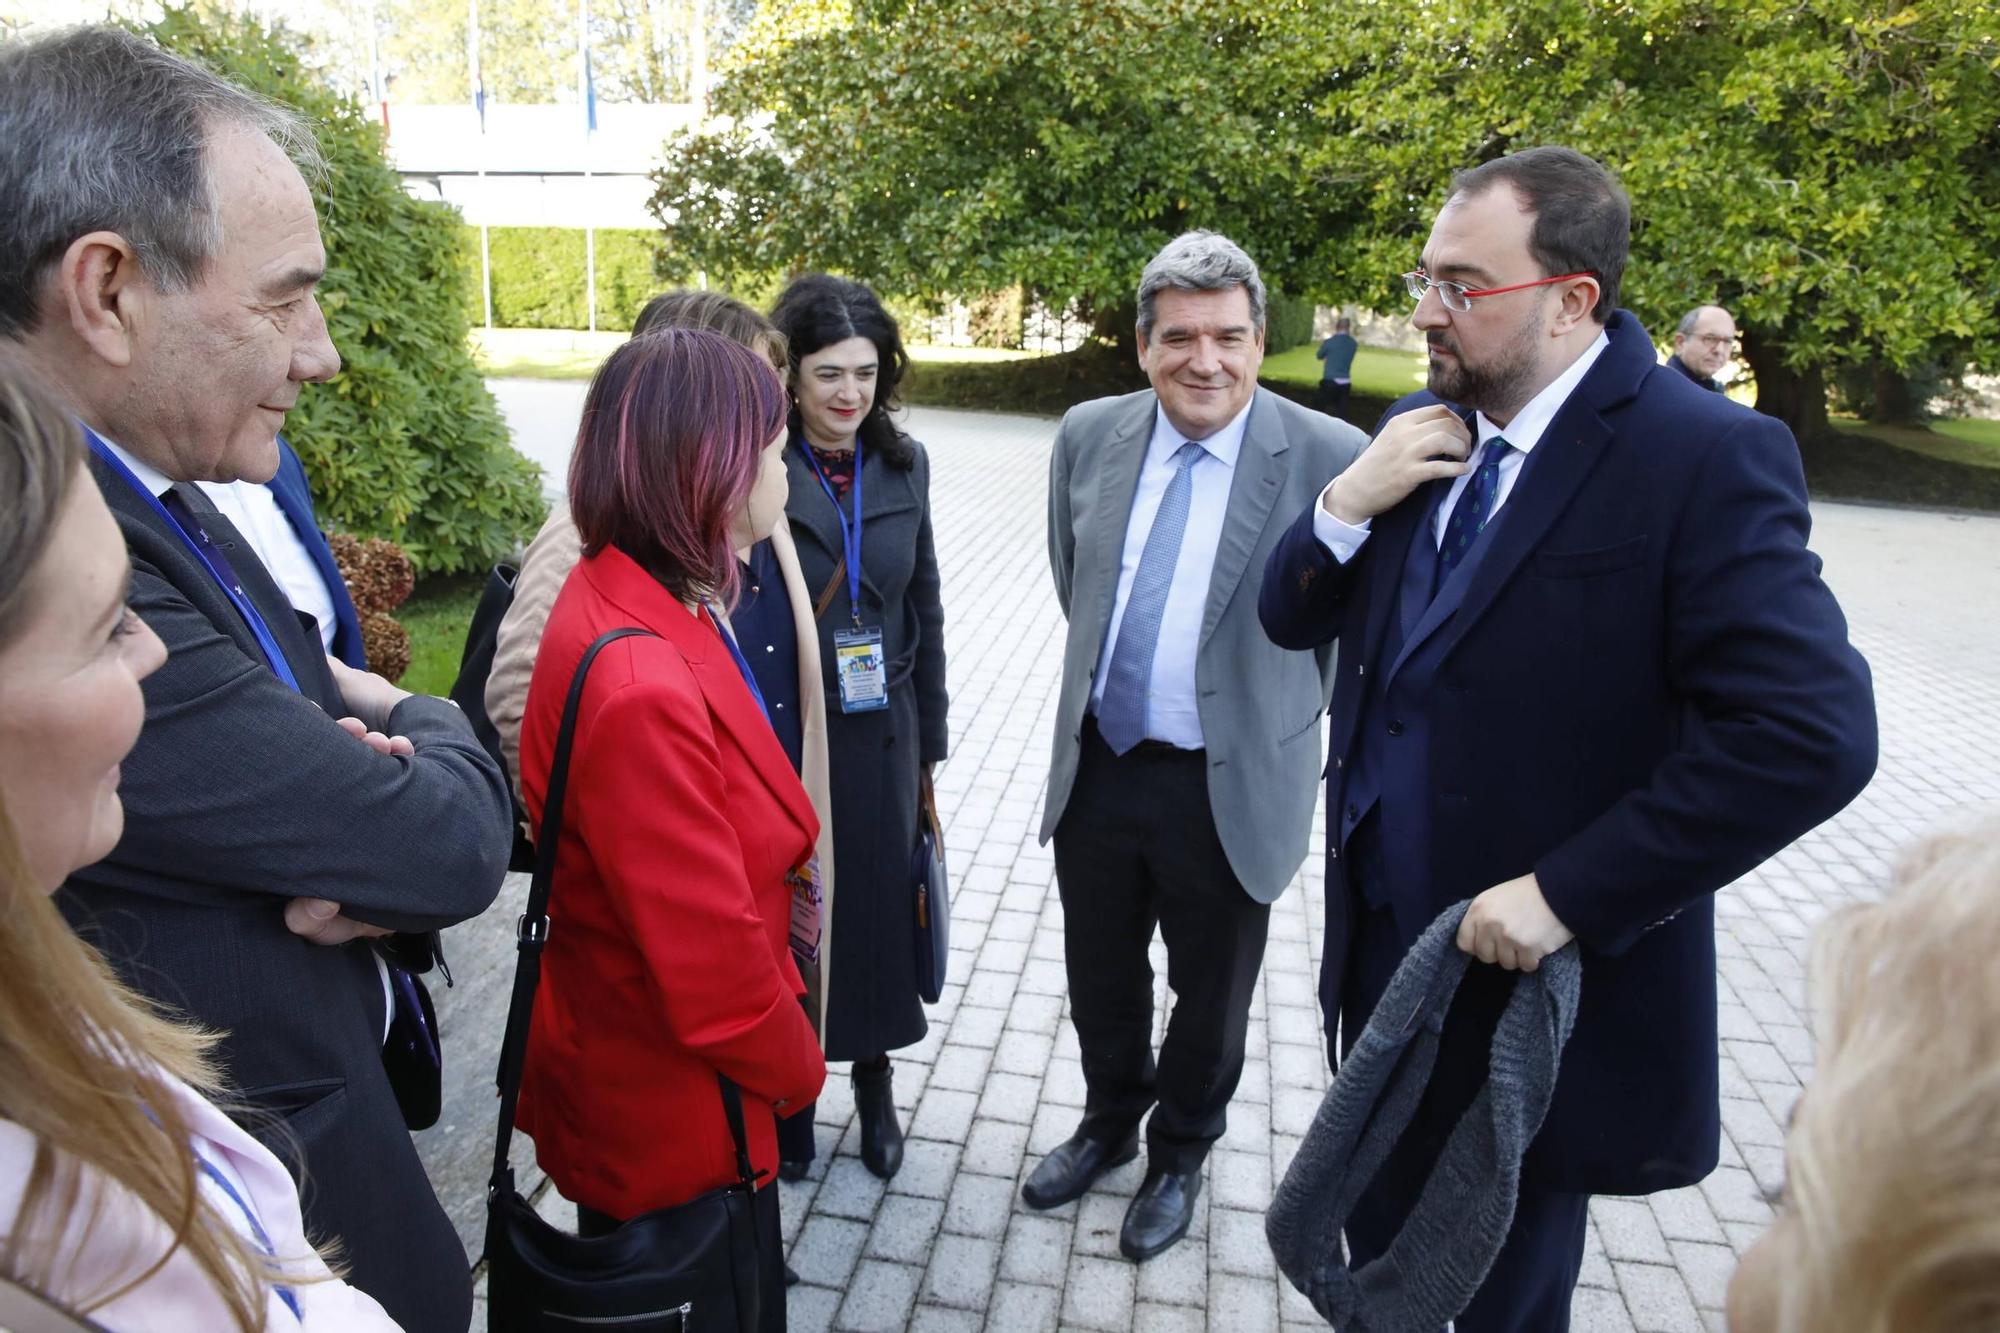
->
xmin=1032 ymin=231 xmax=1366 ymax=1260
xmin=0 ymin=29 xmax=511 ymax=1330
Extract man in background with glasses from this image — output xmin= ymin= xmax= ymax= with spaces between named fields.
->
xmin=1259 ymin=146 xmax=1876 ymax=1330
xmin=1669 ymin=303 xmax=1740 ymax=392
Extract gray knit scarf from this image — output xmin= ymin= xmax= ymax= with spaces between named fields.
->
xmin=1266 ymin=900 xmax=1582 ymax=1331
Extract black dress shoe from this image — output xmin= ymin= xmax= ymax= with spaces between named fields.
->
xmin=1020 ymin=1129 xmax=1140 ymax=1210
xmin=784 ymin=1262 xmax=800 ymax=1288
xmin=852 ymin=1059 xmax=904 ymax=1180
xmin=778 ymin=1158 xmax=810 ymax=1183
xmin=1119 ymin=1165 xmax=1201 ymax=1262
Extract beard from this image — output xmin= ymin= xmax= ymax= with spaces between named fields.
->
xmin=1426 ymin=306 xmax=1544 ymax=416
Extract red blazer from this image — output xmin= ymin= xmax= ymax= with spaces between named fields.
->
xmin=516 ymin=545 xmax=826 ymax=1218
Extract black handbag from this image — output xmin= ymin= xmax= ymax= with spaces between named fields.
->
xmin=912 ymin=768 xmax=951 ymax=1005
xmin=447 ymin=561 xmax=537 ymax=872
xmin=485 ymin=627 xmax=764 ymax=1333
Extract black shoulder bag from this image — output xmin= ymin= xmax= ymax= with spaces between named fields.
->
xmin=485 ymin=627 xmax=764 ymax=1333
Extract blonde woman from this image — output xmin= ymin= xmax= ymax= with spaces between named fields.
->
xmin=1727 ymin=815 xmax=2000 ymax=1332
xmin=0 ymin=364 xmax=398 ymax=1331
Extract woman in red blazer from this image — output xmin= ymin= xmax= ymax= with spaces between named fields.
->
xmin=516 ymin=328 xmax=825 ymax=1328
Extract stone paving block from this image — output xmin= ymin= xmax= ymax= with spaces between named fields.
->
xmin=1043 ymin=1056 xmax=1088 ymax=1107
xmin=1028 ymin=1099 xmax=1078 ymax=1157
xmin=959 ymin=1117 xmax=1031 ymax=1180
xmin=990 ymin=1027 xmax=1054 ymax=1078
xmin=1267 ymin=1040 xmax=1326 ymax=1090
xmin=836 ymin=1260 xmax=924 ymax=1332
xmin=1592 ymin=1196 xmax=1673 ymax=1264
xmin=1648 ymin=1185 xmax=1727 ymax=1245
xmin=815 ymin=1154 xmax=890 ymax=1221
xmin=920 ymin=1232 xmax=999 ymax=1310
xmin=1134 ymin=1302 xmax=1208 ymax=1333
xmin=1570 ymin=1282 xmax=1640 ymax=1332
xmin=1217 ymin=1098 xmax=1272 ymax=1154
xmin=910 ymin=1088 xmax=980 ymax=1146
xmin=905 ymin=1304 xmax=980 ymax=1333
xmin=926 ymin=1043 xmax=994 ymax=1093
xmin=1278 ymin=1275 xmax=1321 ymax=1324
xmin=948 ymin=1005 xmax=1005 ymax=1050
xmin=1615 ymin=1260 xmax=1703 ymax=1332
xmin=986 ymin=1280 xmax=1061 ymax=1331
xmin=788 ymin=1283 xmax=844 ymax=1333
xmin=1700 ymin=1166 xmax=1775 ymax=1226
xmin=976 ymin=1070 xmax=1042 ymax=1125
xmin=1210 ymin=1147 xmax=1274 ymax=1211
xmin=943 ymin=1170 xmax=1015 ymax=1239
xmin=1723 ymin=1038 xmax=1797 ymax=1086
xmin=1072 ymin=1191 xmax=1130 ymax=1258
xmin=1062 ymin=1254 xmax=1138 ymax=1330
xmin=1005 ymin=991 xmax=1064 ymax=1036
xmin=977 ymin=938 xmax=1031 ymax=975
xmin=792 ymin=1214 xmax=871 ymax=1288
xmin=1017 ymin=957 xmax=1069 ymax=996
xmin=866 ymin=1194 xmax=947 ymax=1265
xmin=999 ymin=1212 xmax=1071 ymax=1285
xmin=988 ymin=908 xmax=1037 ymax=942
xmin=1135 ymin=1239 xmax=1208 ymax=1306
xmin=1210 ymin=1205 xmax=1279 ymax=1277
xmin=1718 ymin=1095 xmax=1785 ymax=1149
xmin=888 ymin=1139 xmax=963 ymax=1201
xmin=1579 ymin=1225 xmax=1616 ymax=1288
xmin=1207 ymin=1272 xmax=1280 ymax=1333
xmin=1269 ymin=1085 xmax=1322 ymax=1139
xmin=1669 ymin=1239 xmax=1739 ymax=1311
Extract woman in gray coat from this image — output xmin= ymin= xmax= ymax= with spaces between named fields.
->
xmin=770 ymin=275 xmax=949 ymax=1181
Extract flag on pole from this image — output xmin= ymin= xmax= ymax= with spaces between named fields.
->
xmin=583 ymin=45 xmax=597 ymax=134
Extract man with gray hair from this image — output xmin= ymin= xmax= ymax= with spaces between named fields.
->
xmin=0 ymin=27 xmax=510 ymax=1329
xmin=1033 ymin=230 xmax=1366 ymax=1259
xmin=1669 ymin=303 xmax=1737 ymax=392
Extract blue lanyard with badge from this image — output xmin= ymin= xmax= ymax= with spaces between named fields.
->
xmin=84 ymin=427 xmax=303 ymax=693
xmin=801 ymin=439 xmax=889 ymax=714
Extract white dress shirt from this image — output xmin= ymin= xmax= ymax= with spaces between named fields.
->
xmin=1312 ymin=331 xmax=1610 ymax=561
xmin=198 ymin=479 xmax=342 ymax=654
xmin=1089 ymin=398 xmax=1254 ymax=749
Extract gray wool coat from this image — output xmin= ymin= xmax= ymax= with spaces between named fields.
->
xmin=784 ymin=432 xmax=949 ymax=1062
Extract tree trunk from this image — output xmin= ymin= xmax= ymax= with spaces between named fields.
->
xmin=1867 ymin=359 xmax=1921 ymax=424
xmin=1740 ymin=327 xmax=1829 ymax=440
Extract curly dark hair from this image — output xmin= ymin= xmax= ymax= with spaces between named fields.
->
xmin=767 ymin=274 xmax=915 ymax=470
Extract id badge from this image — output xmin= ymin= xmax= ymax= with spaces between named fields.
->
xmin=834 ymin=625 xmax=889 ymax=713
xmin=787 ymin=855 xmax=823 ymax=964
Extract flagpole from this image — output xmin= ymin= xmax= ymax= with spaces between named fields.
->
xmin=471 ymin=0 xmax=492 ymax=330
xmin=579 ymin=0 xmax=596 ymax=335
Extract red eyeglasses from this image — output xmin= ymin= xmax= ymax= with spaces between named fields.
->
xmin=1402 ymin=269 xmax=1594 ymax=314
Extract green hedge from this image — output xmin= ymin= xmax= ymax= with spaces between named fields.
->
xmin=1266 ymin=291 xmax=1314 ymax=355
xmin=461 ymin=226 xmax=663 ymax=332
xmin=143 ymin=7 xmax=544 ymax=576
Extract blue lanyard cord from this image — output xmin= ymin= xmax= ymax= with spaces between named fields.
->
xmin=192 ymin=1148 xmax=305 ymax=1323
xmin=799 ymin=438 xmax=865 ymax=626
xmin=84 ymin=429 xmax=303 ymax=694
xmin=710 ymin=605 xmax=771 ymax=722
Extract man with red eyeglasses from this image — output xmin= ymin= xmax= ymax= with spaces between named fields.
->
xmin=1259 ymin=147 xmax=1877 ymax=1330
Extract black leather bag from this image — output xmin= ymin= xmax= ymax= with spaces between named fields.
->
xmin=912 ymin=769 xmax=950 ymax=1005
xmin=447 ymin=561 xmax=536 ymax=872
xmin=485 ymin=628 xmax=763 ymax=1333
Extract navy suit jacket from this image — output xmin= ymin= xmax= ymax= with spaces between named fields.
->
xmin=267 ymin=435 xmax=366 ymax=669
xmin=1259 ymin=311 xmax=1877 ymax=1194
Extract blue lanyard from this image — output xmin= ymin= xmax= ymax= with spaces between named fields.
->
xmin=193 ymin=1148 xmax=304 ymax=1322
xmin=710 ymin=605 xmax=771 ymax=722
xmin=85 ymin=429 xmax=303 ymax=693
xmin=799 ymin=438 xmax=864 ymax=627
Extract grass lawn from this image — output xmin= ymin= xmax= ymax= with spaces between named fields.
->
xmin=396 ymin=573 xmax=486 ymax=698
xmin=1831 ymin=415 xmax=2000 ymax=471
xmin=1260 ymin=342 xmax=1431 ymax=401
xmin=470 ymin=328 xmax=626 ymax=380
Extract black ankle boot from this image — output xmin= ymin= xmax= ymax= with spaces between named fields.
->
xmin=852 ymin=1058 xmax=903 ymax=1180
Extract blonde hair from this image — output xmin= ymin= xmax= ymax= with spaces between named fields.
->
xmin=1770 ymin=814 xmax=2000 ymax=1331
xmin=0 ymin=363 xmax=266 ymax=1329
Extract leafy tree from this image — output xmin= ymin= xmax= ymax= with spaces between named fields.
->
xmin=142 ymin=5 xmax=545 ymax=573
xmin=656 ymin=0 xmax=1999 ymax=435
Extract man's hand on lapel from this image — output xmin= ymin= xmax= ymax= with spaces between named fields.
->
xmin=1458 ymin=873 xmax=1575 ymax=971
xmin=1320 ymin=405 xmax=1472 ymax=526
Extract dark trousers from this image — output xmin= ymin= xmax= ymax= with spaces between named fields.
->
xmin=1052 ymin=717 xmax=1271 ymax=1175
xmin=1313 ymin=380 xmax=1352 ymax=418
xmin=1328 ymin=821 xmax=1589 ymax=1331
xmin=577 ymin=1182 xmax=787 ymax=1332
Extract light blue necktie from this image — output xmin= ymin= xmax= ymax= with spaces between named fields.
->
xmin=1097 ymin=441 xmax=1205 ymax=755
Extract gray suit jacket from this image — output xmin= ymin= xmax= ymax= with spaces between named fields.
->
xmin=1042 ymin=386 xmax=1366 ymax=901
xmin=60 ymin=459 xmax=513 ymax=1332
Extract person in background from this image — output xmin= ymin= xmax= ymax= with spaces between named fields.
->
xmin=486 ymin=289 xmax=838 ymax=1192
xmin=0 ymin=29 xmax=512 ymax=1328
xmin=1315 ymin=314 xmax=1360 ymax=417
xmin=0 ymin=360 xmax=399 ymax=1331
xmin=515 ymin=328 xmax=824 ymax=1331
xmin=1668 ymin=304 xmax=1737 ymax=393
xmin=1726 ymin=815 xmax=2000 ymax=1332
xmin=767 ymin=275 xmax=949 ymax=1183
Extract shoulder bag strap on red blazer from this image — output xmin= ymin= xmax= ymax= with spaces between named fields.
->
xmin=487 ymin=626 xmax=757 ymax=1203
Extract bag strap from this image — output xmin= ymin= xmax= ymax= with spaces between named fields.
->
xmin=489 ymin=627 xmax=757 ymax=1199
xmin=813 ymin=555 xmax=847 ymax=621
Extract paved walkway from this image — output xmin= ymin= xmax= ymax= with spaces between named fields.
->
xmin=445 ymin=395 xmax=2000 ymax=1332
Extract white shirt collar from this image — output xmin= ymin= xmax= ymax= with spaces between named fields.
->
xmin=1148 ymin=394 xmax=1253 ymax=468
xmin=1474 ymin=329 xmax=1611 ymax=454
xmin=93 ymin=430 xmax=178 ymax=498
